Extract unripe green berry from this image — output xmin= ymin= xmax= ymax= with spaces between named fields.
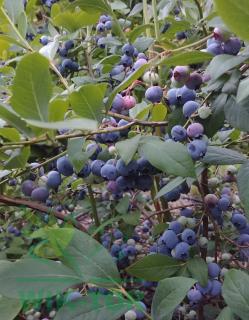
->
xmin=198 ymin=237 xmax=208 ymax=248
xmin=198 ymin=106 xmax=212 ymax=119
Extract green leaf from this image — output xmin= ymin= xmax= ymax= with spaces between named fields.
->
xmin=11 ymin=53 xmax=52 ymax=121
xmin=126 ymin=254 xmax=184 ymax=281
xmin=187 ymin=257 xmax=208 ymax=287
xmin=0 ymin=104 xmax=33 ymax=137
xmin=122 ymin=211 xmax=140 ymax=225
xmin=0 ymin=295 xmax=22 ymax=320
xmin=216 ymin=307 xmax=235 ymax=320
xmin=152 ymin=223 xmax=168 ymax=236
xmin=237 ymin=161 xmax=249 ymax=219
xmin=202 ymin=146 xmax=247 ymax=165
xmin=115 ymin=195 xmax=130 ymax=215
xmin=0 ymin=128 xmax=20 ymax=141
xmin=53 ymin=10 xmax=99 ymax=32
xmin=214 ymin=0 xmax=249 ymax=41
xmin=155 ymin=177 xmax=186 ymax=199
xmin=139 ymin=138 xmax=196 ymax=178
xmin=0 ymin=258 xmax=81 ymax=300
xmin=160 ymin=51 xmax=212 ymax=66
xmin=54 ymin=294 xmax=133 ymax=320
xmin=206 ymin=53 xmax=249 ymax=81
xmin=133 ymin=36 xmax=154 ymax=52
xmin=222 ymin=269 xmax=249 ymax=320
xmin=25 ymin=118 xmax=98 ymax=131
xmin=4 ymin=0 xmax=24 ymax=24
xmin=224 ymin=96 xmax=249 ymax=132
xmin=4 ymin=147 xmax=30 ymax=169
xmin=49 ymin=99 xmax=68 ymax=122
xmin=45 ymin=228 xmax=121 ymax=288
xmin=71 ymin=0 xmax=112 ymax=14
xmin=151 ymin=277 xmax=196 ymax=320
xmin=115 ymin=134 xmax=141 ymax=164
xmin=70 ymin=83 xmax=107 ymax=122
xmin=17 ymin=11 xmax=27 ymax=38
xmin=67 ymin=137 xmax=88 ymax=173
xmin=128 ymin=24 xmax=154 ymax=43
xmin=237 ymin=77 xmax=249 ymax=103
xmin=151 ymin=103 xmax=167 ymax=121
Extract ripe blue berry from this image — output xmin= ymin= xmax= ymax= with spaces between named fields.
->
xmin=116 ymin=159 xmax=138 ymax=176
xmin=145 ymin=86 xmax=163 ymax=103
xmin=91 ymin=160 xmax=105 ymax=176
xmin=168 ymin=221 xmax=183 ymax=234
xmin=31 ymin=187 xmax=49 ymax=202
xmin=135 ymin=175 xmax=153 ymax=191
xmin=166 ymin=88 xmax=178 ymax=106
xmin=100 ymin=164 xmax=118 ymax=180
xmin=183 ymin=101 xmax=199 ymax=118
xmin=187 ymin=289 xmax=202 ymax=303
xmin=186 ymin=72 xmax=203 ymax=90
xmin=47 ymin=171 xmax=61 ymax=189
xmin=64 ymin=40 xmax=74 ymax=50
xmin=56 ymin=156 xmax=74 ymax=176
xmin=231 ymin=213 xmax=247 ymax=230
xmin=187 ymin=139 xmax=207 ymax=160
xmin=21 ymin=180 xmax=36 ymax=196
xmin=173 ymin=66 xmax=190 ymax=84
xmin=177 ymin=86 xmax=196 ymax=104
xmin=122 ymin=43 xmax=135 ymax=56
xmin=208 ymin=262 xmax=221 ymax=278
xmin=181 ymin=228 xmax=196 ymax=245
xmin=210 ymin=280 xmax=222 ymax=296
xmin=223 ymin=38 xmax=241 ymax=55
xmin=174 ymin=242 xmax=190 ymax=260
xmin=171 ymin=125 xmax=187 ymax=141
xmin=121 ymin=55 xmax=133 ymax=67
xmin=218 ymin=197 xmax=230 ymax=211
xmin=161 ymin=230 xmax=179 ymax=249
xmin=66 ymin=291 xmax=82 ymax=302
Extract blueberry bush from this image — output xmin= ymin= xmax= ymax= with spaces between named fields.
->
xmin=0 ymin=0 xmax=248 ymax=319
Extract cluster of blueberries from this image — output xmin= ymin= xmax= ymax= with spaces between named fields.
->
xmin=187 ymin=262 xmax=222 ymax=305
xmin=206 ymin=27 xmax=242 ymax=56
xmin=95 ymin=14 xmax=113 ymax=48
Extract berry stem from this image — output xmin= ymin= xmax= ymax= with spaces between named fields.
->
xmin=193 ymin=0 xmax=208 ymax=36
xmin=143 ymin=0 xmax=151 ymax=38
xmin=152 ymin=0 xmax=160 ymax=41
xmin=87 ymin=185 xmax=100 ymax=239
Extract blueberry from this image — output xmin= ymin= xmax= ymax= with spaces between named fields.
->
xmin=133 ymin=58 xmax=147 ymax=70
xmin=86 ymin=143 xmax=102 ymax=160
xmin=173 ymin=66 xmax=190 ymax=84
xmin=231 ymin=213 xmax=247 ymax=230
xmin=21 ymin=180 xmax=36 ymax=196
xmin=187 ymin=139 xmax=207 ymax=160
xmin=174 ymin=242 xmax=190 ymax=260
xmin=237 ymin=234 xmax=249 ymax=245
xmin=161 ymin=230 xmax=179 ymax=249
xmin=58 ymin=47 xmax=68 ymax=57
xmin=183 ymin=101 xmax=199 ymax=118
xmin=180 ymin=207 xmax=193 ymax=217
xmin=64 ymin=40 xmax=74 ymax=50
xmin=224 ymin=38 xmax=241 ymax=55
xmin=204 ymin=194 xmax=219 ymax=208
xmin=196 ymin=280 xmax=212 ymax=295
xmin=208 ymin=262 xmax=220 ymax=278
xmin=207 ymin=42 xmax=224 ymax=55
xmin=91 ymin=160 xmax=105 ymax=176
xmin=181 ymin=228 xmax=196 ymax=245
xmin=56 ymin=156 xmax=74 ymax=176
xmin=99 ymin=15 xmax=110 ymax=23
xmin=100 ymin=131 xmax=120 ymax=143
xmin=110 ymin=65 xmax=125 ymax=77
xmin=123 ymin=95 xmax=136 ymax=109
xmin=137 ymin=53 xmax=148 ymax=60
xmin=177 ymin=86 xmax=196 ymax=104
xmin=47 ymin=171 xmax=61 ymax=189
xmin=116 ymin=159 xmax=138 ymax=176
xmin=135 ymin=175 xmax=153 ymax=191
xmin=122 ymin=43 xmax=135 ymax=56
xmin=65 ymin=292 xmax=82 ymax=302
xmin=121 ymin=54 xmax=133 ymax=67
xmin=105 ymin=20 xmax=112 ymax=30
xmin=171 ymin=125 xmax=187 ymax=142
xmin=166 ymin=88 xmax=178 ymax=106
xmin=145 ymin=86 xmax=163 ymax=103
xmin=31 ymin=187 xmax=49 ymax=202
xmin=209 ymin=280 xmax=222 ymax=296
xmin=187 ymin=289 xmax=202 ymax=302
xmin=111 ymin=244 xmax=121 ymax=257
xmin=113 ymin=229 xmax=123 ymax=239
xmin=137 ymin=157 xmax=157 ymax=175
xmin=100 ymin=164 xmax=118 ymax=180
xmin=186 ymin=72 xmax=203 ymax=90
xmin=176 ymin=31 xmax=187 ymax=40
xmin=164 ymin=187 xmax=181 ymax=202
xmin=112 ymin=94 xmax=125 ymax=113
xmin=40 ymin=36 xmax=49 ymax=46
xmin=96 ymin=23 xmax=105 ymax=33
xmin=168 ymin=221 xmax=183 ymax=234
xmin=78 ymin=162 xmax=91 ymax=178
xmin=116 ymin=176 xmax=135 ymax=191
xmin=187 ymin=123 xmax=204 ymax=138
xmin=218 ymin=197 xmax=230 ymax=211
